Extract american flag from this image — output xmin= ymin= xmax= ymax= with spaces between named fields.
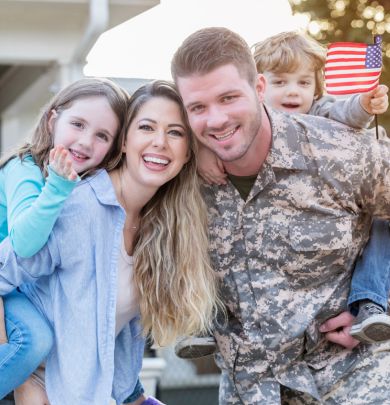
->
xmin=324 ymin=36 xmax=382 ymax=95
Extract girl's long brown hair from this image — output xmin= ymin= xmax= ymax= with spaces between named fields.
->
xmin=0 ymin=77 xmax=129 ymax=176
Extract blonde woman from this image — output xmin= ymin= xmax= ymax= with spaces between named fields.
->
xmin=0 ymin=80 xmax=220 ymax=405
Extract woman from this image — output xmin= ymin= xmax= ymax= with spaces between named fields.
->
xmin=0 ymin=80 xmax=220 ymax=405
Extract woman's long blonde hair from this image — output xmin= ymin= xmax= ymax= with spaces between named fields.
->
xmin=127 ymin=81 xmax=221 ymax=346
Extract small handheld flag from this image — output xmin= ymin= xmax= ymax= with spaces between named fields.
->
xmin=325 ymin=36 xmax=382 ymax=96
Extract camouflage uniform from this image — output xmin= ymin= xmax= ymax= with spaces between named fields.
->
xmin=203 ymin=108 xmax=390 ymax=404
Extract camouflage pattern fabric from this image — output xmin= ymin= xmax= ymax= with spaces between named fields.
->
xmin=203 ymin=108 xmax=390 ymax=404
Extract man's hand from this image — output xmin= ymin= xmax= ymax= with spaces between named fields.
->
xmin=319 ymin=311 xmax=360 ymax=350
xmin=360 ymin=84 xmax=389 ymax=115
xmin=49 ymin=145 xmax=78 ymax=181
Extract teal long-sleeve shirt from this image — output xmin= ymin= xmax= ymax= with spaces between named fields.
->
xmin=0 ymin=155 xmax=78 ymax=257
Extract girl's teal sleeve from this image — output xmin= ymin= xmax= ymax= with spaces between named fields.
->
xmin=3 ymin=157 xmax=78 ymax=258
xmin=0 ymin=235 xmax=60 ymax=295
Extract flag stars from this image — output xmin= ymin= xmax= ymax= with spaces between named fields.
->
xmin=366 ymin=45 xmax=382 ymax=68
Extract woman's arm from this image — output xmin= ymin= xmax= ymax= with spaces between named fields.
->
xmin=4 ymin=156 xmax=77 ymax=258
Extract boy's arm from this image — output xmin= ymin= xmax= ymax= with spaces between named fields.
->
xmin=310 ymin=84 xmax=388 ymax=129
xmin=359 ymin=84 xmax=389 ymax=115
xmin=0 ymin=235 xmax=60 ymax=295
xmin=197 ymin=142 xmax=227 ymax=185
xmin=4 ymin=156 xmax=78 ymax=258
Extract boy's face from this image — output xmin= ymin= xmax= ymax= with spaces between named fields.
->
xmin=263 ymin=66 xmax=316 ymax=114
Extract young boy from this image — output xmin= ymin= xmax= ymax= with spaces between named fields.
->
xmin=175 ymin=30 xmax=390 ymax=359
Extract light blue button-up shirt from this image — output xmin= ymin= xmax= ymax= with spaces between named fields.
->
xmin=0 ymin=169 xmax=145 ymax=405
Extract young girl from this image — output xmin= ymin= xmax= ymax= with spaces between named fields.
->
xmin=0 ymin=77 xmax=137 ymax=400
xmin=175 ymin=30 xmax=390 ymax=358
xmin=0 ymin=80 xmax=220 ymax=405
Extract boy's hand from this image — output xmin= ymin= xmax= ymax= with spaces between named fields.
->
xmin=197 ymin=143 xmax=227 ymax=185
xmin=360 ymin=84 xmax=389 ymax=115
xmin=319 ymin=311 xmax=360 ymax=350
xmin=49 ymin=145 xmax=78 ymax=181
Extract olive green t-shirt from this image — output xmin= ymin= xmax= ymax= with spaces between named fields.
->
xmin=227 ymin=173 xmax=257 ymax=200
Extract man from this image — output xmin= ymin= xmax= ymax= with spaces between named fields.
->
xmin=171 ymin=27 xmax=390 ymax=404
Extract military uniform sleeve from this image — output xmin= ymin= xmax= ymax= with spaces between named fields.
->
xmin=4 ymin=157 xmax=78 ymax=258
xmin=0 ymin=234 xmax=60 ymax=295
xmin=357 ymin=135 xmax=390 ymax=217
xmin=310 ymin=94 xmax=373 ymax=129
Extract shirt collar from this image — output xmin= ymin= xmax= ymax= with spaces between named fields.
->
xmin=82 ymin=169 xmax=121 ymax=207
xmin=266 ymin=107 xmax=307 ymax=171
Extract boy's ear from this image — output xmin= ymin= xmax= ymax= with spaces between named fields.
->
xmin=47 ymin=109 xmax=58 ymax=133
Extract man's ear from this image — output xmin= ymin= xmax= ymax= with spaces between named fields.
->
xmin=47 ymin=109 xmax=58 ymax=133
xmin=255 ymin=74 xmax=266 ymax=103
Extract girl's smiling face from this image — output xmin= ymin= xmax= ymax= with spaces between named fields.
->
xmin=49 ymin=96 xmax=119 ymax=174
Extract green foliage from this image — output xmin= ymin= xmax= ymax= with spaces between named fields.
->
xmin=289 ymin=0 xmax=390 ymax=133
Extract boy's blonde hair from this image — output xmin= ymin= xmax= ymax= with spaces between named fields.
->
xmin=252 ymin=31 xmax=326 ymax=99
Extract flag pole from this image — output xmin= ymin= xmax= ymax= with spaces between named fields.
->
xmin=375 ymin=114 xmax=379 ymax=140
xmin=373 ymin=33 xmax=381 ymax=140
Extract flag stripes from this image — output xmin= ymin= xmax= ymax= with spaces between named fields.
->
xmin=325 ymin=37 xmax=382 ymax=95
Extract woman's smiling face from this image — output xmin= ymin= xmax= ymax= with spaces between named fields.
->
xmin=122 ymin=96 xmax=190 ymax=190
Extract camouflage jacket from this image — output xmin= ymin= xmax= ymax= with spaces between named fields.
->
xmin=202 ymin=108 xmax=390 ymax=401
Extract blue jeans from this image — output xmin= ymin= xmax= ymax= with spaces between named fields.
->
xmin=348 ymin=218 xmax=390 ymax=314
xmin=123 ymin=378 xmax=145 ymax=403
xmin=0 ymin=289 xmax=53 ymax=399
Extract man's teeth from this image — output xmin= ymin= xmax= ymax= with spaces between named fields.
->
xmin=144 ymin=156 xmax=169 ymax=165
xmin=214 ymin=128 xmax=236 ymax=140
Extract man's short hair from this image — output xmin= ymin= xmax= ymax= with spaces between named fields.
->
xmin=171 ymin=27 xmax=258 ymax=85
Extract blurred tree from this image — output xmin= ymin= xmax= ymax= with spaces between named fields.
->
xmin=289 ymin=0 xmax=390 ymax=132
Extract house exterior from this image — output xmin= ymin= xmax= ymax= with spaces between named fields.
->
xmin=0 ymin=0 xmax=159 ymax=153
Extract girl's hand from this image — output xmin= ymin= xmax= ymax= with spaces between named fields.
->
xmin=197 ymin=144 xmax=227 ymax=185
xmin=360 ymin=84 xmax=389 ymax=115
xmin=49 ymin=145 xmax=78 ymax=181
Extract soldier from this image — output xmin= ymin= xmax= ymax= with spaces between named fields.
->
xmin=171 ymin=27 xmax=390 ymax=404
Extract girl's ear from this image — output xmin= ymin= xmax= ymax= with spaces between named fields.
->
xmin=121 ymin=128 xmax=129 ymax=153
xmin=47 ymin=109 xmax=58 ymax=133
xmin=121 ymin=140 xmax=127 ymax=153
